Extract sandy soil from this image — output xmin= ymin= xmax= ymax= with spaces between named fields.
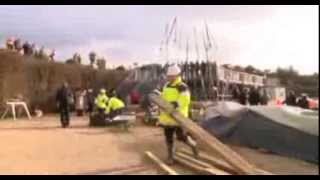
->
xmin=0 ymin=114 xmax=318 ymax=175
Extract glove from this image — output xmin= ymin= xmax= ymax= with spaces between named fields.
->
xmin=170 ymin=101 xmax=178 ymax=109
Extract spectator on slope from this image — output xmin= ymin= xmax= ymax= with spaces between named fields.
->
xmin=14 ymin=38 xmax=22 ymax=54
xmin=22 ymin=41 xmax=31 ymax=56
xmin=49 ymin=49 xmax=56 ymax=61
xmin=6 ymin=37 xmax=15 ymax=50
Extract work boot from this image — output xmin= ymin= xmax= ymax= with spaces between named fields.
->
xmin=186 ymin=136 xmax=199 ymax=159
xmin=165 ymin=156 xmax=175 ymax=166
xmin=191 ymin=145 xmax=199 ymax=159
xmin=166 ymin=143 xmax=175 ymax=165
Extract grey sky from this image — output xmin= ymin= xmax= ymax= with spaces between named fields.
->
xmin=0 ymin=5 xmax=318 ymax=74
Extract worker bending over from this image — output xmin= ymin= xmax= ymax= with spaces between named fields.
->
xmin=105 ymin=89 xmax=125 ymax=119
xmin=158 ymin=64 xmax=199 ymax=165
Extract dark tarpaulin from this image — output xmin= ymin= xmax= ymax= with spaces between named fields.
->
xmin=199 ymin=102 xmax=319 ymax=163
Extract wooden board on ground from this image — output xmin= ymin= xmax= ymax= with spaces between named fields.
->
xmin=178 ymin=148 xmax=237 ymax=174
xmin=149 ymin=94 xmax=257 ymax=174
xmin=174 ymin=152 xmax=230 ymax=175
xmin=145 ymin=151 xmax=179 ymax=175
xmin=178 ymin=147 xmax=273 ymax=175
xmin=174 ymin=155 xmax=227 ymax=175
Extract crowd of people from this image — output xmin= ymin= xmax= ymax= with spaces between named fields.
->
xmin=231 ymin=85 xmax=270 ymax=106
xmin=5 ymin=37 xmax=105 ymax=69
xmin=5 ymin=36 xmax=56 ymax=61
xmin=230 ymin=84 xmax=312 ymax=109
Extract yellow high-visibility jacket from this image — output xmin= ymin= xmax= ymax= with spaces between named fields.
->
xmin=105 ymin=96 xmax=125 ymax=114
xmin=94 ymin=93 xmax=109 ymax=109
xmin=159 ymin=76 xmax=191 ymax=126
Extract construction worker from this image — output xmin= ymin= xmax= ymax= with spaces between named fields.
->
xmin=105 ymin=89 xmax=125 ymax=120
xmin=158 ymin=64 xmax=198 ymax=165
xmin=94 ymin=88 xmax=109 ymax=117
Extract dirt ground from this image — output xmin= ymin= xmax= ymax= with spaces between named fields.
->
xmin=0 ymin=114 xmax=318 ymax=175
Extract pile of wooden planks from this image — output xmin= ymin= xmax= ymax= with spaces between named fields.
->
xmin=145 ymin=149 xmax=272 ymax=175
xmin=148 ymin=94 xmax=272 ymax=175
xmin=176 ymin=148 xmax=272 ymax=175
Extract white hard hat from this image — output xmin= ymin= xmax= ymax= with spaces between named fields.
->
xmin=166 ymin=64 xmax=181 ymax=76
xmin=100 ymin=88 xmax=106 ymax=93
xmin=152 ymin=89 xmax=161 ymax=96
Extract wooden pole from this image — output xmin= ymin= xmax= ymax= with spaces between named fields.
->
xmin=175 ymin=152 xmax=231 ymax=175
xmin=148 ymin=94 xmax=258 ymax=174
xmin=145 ymin=151 xmax=179 ymax=175
xmin=178 ymin=147 xmax=237 ymax=174
xmin=178 ymin=148 xmax=273 ymax=175
xmin=174 ymin=155 xmax=229 ymax=175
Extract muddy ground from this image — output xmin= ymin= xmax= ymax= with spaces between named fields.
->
xmin=0 ymin=114 xmax=318 ymax=175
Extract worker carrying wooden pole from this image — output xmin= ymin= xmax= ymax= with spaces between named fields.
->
xmin=156 ymin=64 xmax=199 ymax=165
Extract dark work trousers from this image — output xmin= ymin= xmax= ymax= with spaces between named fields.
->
xmin=60 ymin=106 xmax=70 ymax=128
xmin=97 ymin=108 xmax=105 ymax=120
xmin=163 ymin=126 xmax=196 ymax=159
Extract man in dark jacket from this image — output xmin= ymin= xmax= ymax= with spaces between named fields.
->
xmin=297 ymin=94 xmax=309 ymax=109
xmin=14 ymin=38 xmax=22 ymax=53
xmin=284 ymin=90 xmax=297 ymax=106
xmin=56 ymin=82 xmax=72 ymax=128
xmin=85 ymin=89 xmax=95 ymax=114
xmin=232 ymin=85 xmax=240 ymax=103
xmin=22 ymin=41 xmax=31 ymax=56
xmin=249 ymin=86 xmax=260 ymax=105
xmin=260 ymin=88 xmax=270 ymax=105
xmin=239 ymin=87 xmax=250 ymax=105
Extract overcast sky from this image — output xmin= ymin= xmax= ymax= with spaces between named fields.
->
xmin=0 ymin=5 xmax=318 ymax=74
